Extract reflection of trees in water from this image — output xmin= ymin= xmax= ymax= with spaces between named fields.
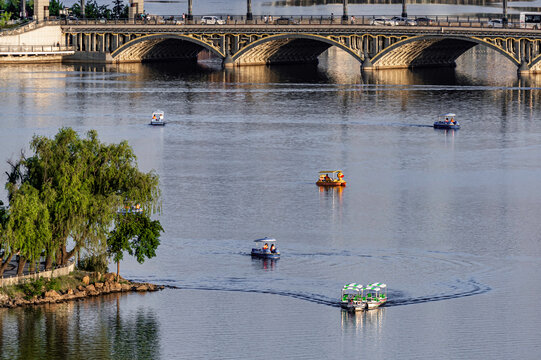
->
xmin=110 ymin=299 xmax=161 ymax=360
xmin=0 ymin=294 xmax=160 ymax=360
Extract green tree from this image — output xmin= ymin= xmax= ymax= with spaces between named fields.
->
xmin=82 ymin=0 xmax=111 ymax=19
xmin=48 ymin=0 xmax=63 ymax=16
xmin=5 ymin=128 xmax=161 ymax=271
xmin=111 ymin=0 xmax=125 ymax=18
xmin=2 ymin=183 xmax=51 ymax=275
xmin=0 ymin=11 xmax=12 ymax=27
xmin=107 ymin=212 xmax=162 ymax=279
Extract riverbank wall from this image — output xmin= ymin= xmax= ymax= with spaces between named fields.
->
xmin=0 ymin=262 xmax=75 ymax=287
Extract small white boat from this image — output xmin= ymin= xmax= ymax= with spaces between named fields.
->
xmin=364 ymin=283 xmax=387 ymax=309
xmin=150 ymin=110 xmax=165 ymax=126
xmin=340 ymin=283 xmax=367 ymax=311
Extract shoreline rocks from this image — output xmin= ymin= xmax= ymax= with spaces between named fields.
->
xmin=0 ymin=272 xmax=164 ymax=309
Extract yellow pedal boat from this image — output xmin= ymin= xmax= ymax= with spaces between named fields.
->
xmin=316 ymin=170 xmax=346 ymax=187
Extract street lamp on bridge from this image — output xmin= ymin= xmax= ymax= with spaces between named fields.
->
xmin=187 ymin=0 xmax=193 ymax=21
xmin=342 ymin=0 xmax=348 ymax=22
xmin=247 ymin=0 xmax=253 ymax=21
xmin=502 ymin=0 xmax=508 ymax=26
xmin=401 ymin=0 xmax=407 ymax=18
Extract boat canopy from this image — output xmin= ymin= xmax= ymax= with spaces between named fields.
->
xmin=343 ymin=283 xmax=363 ymax=291
xmin=440 ymin=113 xmax=456 ymax=117
xmin=367 ymin=283 xmax=387 ymax=288
xmin=319 ymin=170 xmax=342 ymax=174
xmin=153 ymin=110 xmax=164 ymax=115
xmin=253 ymin=237 xmax=276 ymax=243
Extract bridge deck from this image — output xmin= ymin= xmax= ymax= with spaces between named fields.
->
xmin=61 ymin=24 xmax=541 ymax=38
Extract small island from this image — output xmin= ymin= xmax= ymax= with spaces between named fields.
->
xmin=0 ymin=128 xmax=164 ymax=308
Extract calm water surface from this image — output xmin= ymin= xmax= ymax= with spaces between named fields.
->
xmin=1 ymin=48 xmax=541 ymax=359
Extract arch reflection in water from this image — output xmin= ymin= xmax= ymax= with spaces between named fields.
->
xmin=340 ymin=307 xmax=386 ymax=333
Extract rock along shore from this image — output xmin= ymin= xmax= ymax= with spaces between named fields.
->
xmin=0 ymin=272 xmax=164 ymax=308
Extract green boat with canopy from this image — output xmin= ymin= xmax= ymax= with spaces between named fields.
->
xmin=340 ymin=283 xmax=367 ymax=311
xmin=364 ymin=283 xmax=388 ymax=309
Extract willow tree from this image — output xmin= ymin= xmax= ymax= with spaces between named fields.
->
xmin=6 ymin=128 xmax=161 ymax=270
xmin=107 ymin=212 xmax=163 ymax=279
xmin=1 ymin=184 xmax=51 ymax=275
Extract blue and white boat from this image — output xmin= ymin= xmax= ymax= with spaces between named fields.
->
xmin=150 ymin=110 xmax=165 ymax=126
xmin=251 ymin=237 xmax=280 ymax=259
xmin=434 ymin=113 xmax=460 ymax=129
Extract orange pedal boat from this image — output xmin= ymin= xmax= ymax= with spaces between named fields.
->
xmin=316 ymin=170 xmax=346 ymax=187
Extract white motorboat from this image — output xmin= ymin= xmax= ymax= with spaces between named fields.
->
xmin=150 ymin=110 xmax=165 ymax=126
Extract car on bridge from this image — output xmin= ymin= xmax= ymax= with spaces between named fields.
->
xmin=391 ymin=16 xmax=417 ymax=26
xmin=415 ymin=17 xmax=435 ymax=26
xmin=486 ymin=19 xmax=516 ymax=28
xmin=201 ymin=16 xmax=226 ymax=25
xmin=370 ymin=17 xmax=399 ymax=26
xmin=275 ymin=17 xmax=293 ymax=25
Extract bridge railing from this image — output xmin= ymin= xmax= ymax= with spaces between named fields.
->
xmin=0 ymin=45 xmax=76 ymax=53
xmin=46 ymin=14 xmax=528 ymax=28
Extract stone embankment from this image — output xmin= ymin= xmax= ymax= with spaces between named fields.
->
xmin=0 ymin=272 xmax=164 ymax=308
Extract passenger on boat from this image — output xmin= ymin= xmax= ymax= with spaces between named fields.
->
xmin=270 ymin=244 xmax=276 ymax=253
xmin=325 ymin=175 xmax=331 ymax=181
xmin=445 ymin=117 xmax=449 ymax=122
xmin=263 ymin=243 xmax=269 ymax=250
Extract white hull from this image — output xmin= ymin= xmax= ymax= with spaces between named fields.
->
xmin=341 ymin=302 xmax=367 ymax=311
xmin=366 ymin=300 xmax=386 ymax=309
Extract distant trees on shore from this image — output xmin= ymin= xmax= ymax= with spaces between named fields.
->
xmin=0 ymin=128 xmax=163 ymax=277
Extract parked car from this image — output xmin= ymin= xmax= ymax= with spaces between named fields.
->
xmin=201 ymin=16 xmax=225 ymax=25
xmin=415 ymin=17 xmax=435 ymax=26
xmin=487 ymin=19 xmax=503 ymax=28
xmin=371 ymin=17 xmax=398 ymax=26
xmin=391 ymin=16 xmax=417 ymax=26
xmin=275 ymin=17 xmax=293 ymax=25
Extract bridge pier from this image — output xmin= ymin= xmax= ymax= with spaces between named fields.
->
xmin=518 ymin=61 xmax=530 ymax=75
xmin=361 ymin=56 xmax=374 ymax=71
xmin=223 ymin=55 xmax=235 ymax=68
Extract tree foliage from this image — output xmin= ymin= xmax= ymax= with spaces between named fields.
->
xmin=48 ymin=0 xmax=63 ymax=16
xmin=108 ymin=212 xmax=163 ymax=277
xmin=0 ymin=127 xmax=162 ymax=275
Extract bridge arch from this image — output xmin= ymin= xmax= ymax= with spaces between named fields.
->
xmin=111 ymin=34 xmax=225 ymax=63
xmin=231 ymin=33 xmax=363 ymax=66
xmin=369 ymin=35 xmax=520 ymax=69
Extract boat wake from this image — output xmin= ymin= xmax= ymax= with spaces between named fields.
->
xmin=137 ymin=277 xmax=490 ymax=309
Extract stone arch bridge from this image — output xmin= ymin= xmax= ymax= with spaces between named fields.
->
xmin=61 ymin=24 xmax=541 ymax=73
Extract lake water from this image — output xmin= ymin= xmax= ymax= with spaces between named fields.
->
xmin=1 ymin=21 xmax=541 ymax=359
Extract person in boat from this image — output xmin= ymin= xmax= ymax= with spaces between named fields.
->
xmin=270 ymin=244 xmax=276 ymax=253
xmin=152 ymin=115 xmax=157 ymax=121
xmin=445 ymin=117 xmax=449 ymax=123
xmin=325 ymin=174 xmax=331 ymax=182
xmin=263 ymin=243 xmax=269 ymax=250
